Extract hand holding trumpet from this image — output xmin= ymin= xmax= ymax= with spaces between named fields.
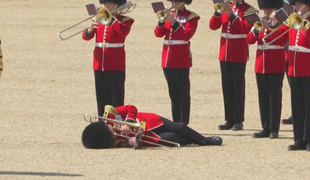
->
xmin=87 ymin=21 xmax=98 ymax=34
xmin=221 ymin=2 xmax=233 ymax=16
xmin=165 ymin=11 xmax=177 ymax=24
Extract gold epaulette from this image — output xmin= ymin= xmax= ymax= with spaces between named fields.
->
xmin=121 ymin=16 xmax=133 ymax=23
xmin=187 ymin=11 xmax=200 ymax=21
xmin=244 ymin=5 xmax=258 ymax=15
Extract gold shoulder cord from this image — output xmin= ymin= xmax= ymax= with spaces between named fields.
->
xmin=187 ymin=11 xmax=200 ymax=21
xmin=0 ymin=40 xmax=3 ymax=79
xmin=121 ymin=16 xmax=133 ymax=23
xmin=244 ymin=5 xmax=258 ymax=15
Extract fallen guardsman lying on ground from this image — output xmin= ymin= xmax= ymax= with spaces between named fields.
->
xmin=82 ymin=105 xmax=223 ymax=149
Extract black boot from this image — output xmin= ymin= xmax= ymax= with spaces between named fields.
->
xmin=204 ymin=136 xmax=223 ymax=146
xmin=288 ymin=141 xmax=306 ymax=151
xmin=282 ymin=116 xmax=292 ymax=124
xmin=252 ymin=130 xmax=270 ymax=138
xmin=218 ymin=122 xmax=234 ymax=130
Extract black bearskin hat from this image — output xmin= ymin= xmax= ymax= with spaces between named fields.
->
xmin=99 ymin=0 xmax=127 ymax=5
xmin=82 ymin=121 xmax=114 ymax=149
xmin=167 ymin=0 xmax=192 ymax=5
xmin=258 ymin=0 xmax=283 ymax=9
xmin=289 ymin=0 xmax=303 ymax=5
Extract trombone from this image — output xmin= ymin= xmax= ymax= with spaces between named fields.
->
xmin=157 ymin=2 xmax=185 ymax=21
xmin=58 ymin=2 xmax=136 ymax=41
xmin=83 ymin=114 xmax=181 ymax=149
xmin=262 ymin=6 xmax=310 ymax=45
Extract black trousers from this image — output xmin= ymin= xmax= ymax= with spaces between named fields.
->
xmin=94 ymin=70 xmax=125 ymax=119
xmin=284 ymin=62 xmax=292 ymax=118
xmin=163 ymin=68 xmax=191 ymax=124
xmin=290 ymin=76 xmax=310 ymax=142
xmin=220 ymin=61 xmax=246 ymax=123
xmin=256 ymin=73 xmax=284 ymax=133
xmin=151 ymin=116 xmax=205 ymax=146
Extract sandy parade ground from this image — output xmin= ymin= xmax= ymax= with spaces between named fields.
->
xmin=0 ymin=0 xmax=309 ymax=179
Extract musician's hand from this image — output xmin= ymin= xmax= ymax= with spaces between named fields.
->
xmin=121 ymin=125 xmax=132 ymax=135
xmin=222 ymin=3 xmax=233 ymax=16
xmin=166 ymin=11 xmax=176 ymax=24
xmin=129 ymin=137 xmax=135 ymax=147
xmin=87 ymin=22 xmax=98 ymax=34
xmin=262 ymin=18 xmax=270 ymax=29
xmin=269 ymin=11 xmax=278 ymax=26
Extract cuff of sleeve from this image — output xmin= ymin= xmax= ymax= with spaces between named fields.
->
xmin=253 ymin=29 xmax=260 ymax=36
xmin=171 ymin=21 xmax=180 ymax=31
xmin=158 ymin=21 xmax=165 ymax=27
xmin=125 ymin=119 xmax=135 ymax=123
xmin=214 ymin=12 xmax=222 ymax=17
xmin=229 ymin=14 xmax=237 ymax=22
xmin=269 ymin=22 xmax=280 ymax=30
xmin=84 ymin=30 xmax=93 ymax=37
xmin=109 ymin=17 xmax=116 ymax=26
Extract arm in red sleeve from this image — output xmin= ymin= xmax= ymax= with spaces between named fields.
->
xmin=171 ymin=16 xmax=200 ymax=41
xmin=246 ymin=27 xmax=259 ymax=44
xmin=154 ymin=22 xmax=166 ymax=38
xmin=110 ymin=17 xmax=134 ymax=37
xmin=209 ymin=14 xmax=222 ymax=30
xmin=115 ymin=105 xmax=138 ymax=122
xmin=82 ymin=28 xmax=96 ymax=40
xmin=229 ymin=13 xmax=253 ymax=34
xmin=265 ymin=25 xmax=289 ymax=46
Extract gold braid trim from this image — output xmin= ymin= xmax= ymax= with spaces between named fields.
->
xmin=121 ymin=16 xmax=133 ymax=23
xmin=244 ymin=6 xmax=258 ymax=15
xmin=187 ymin=11 xmax=200 ymax=21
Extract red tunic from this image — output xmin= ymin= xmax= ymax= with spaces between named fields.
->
xmin=154 ymin=8 xmax=200 ymax=68
xmin=246 ymin=25 xmax=287 ymax=74
xmin=82 ymin=15 xmax=134 ymax=71
xmin=106 ymin=105 xmax=164 ymax=147
xmin=209 ymin=2 xmax=257 ymax=62
xmin=287 ymin=17 xmax=310 ymax=77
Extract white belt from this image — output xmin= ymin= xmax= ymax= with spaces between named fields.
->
xmin=95 ymin=42 xmax=124 ymax=48
xmin=288 ymin=45 xmax=310 ymax=53
xmin=221 ymin=33 xmax=247 ymax=39
xmin=257 ymin=45 xmax=283 ymax=50
xmin=163 ymin=40 xmax=188 ymax=45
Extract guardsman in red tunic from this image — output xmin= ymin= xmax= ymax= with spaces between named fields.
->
xmin=82 ymin=0 xmax=134 ymax=120
xmin=154 ymin=0 xmax=200 ymax=125
xmin=246 ymin=0 xmax=287 ymax=138
xmin=286 ymin=0 xmax=310 ymax=151
xmin=82 ymin=105 xmax=223 ymax=148
xmin=209 ymin=0 xmax=258 ymax=130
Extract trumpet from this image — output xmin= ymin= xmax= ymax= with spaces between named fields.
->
xmin=58 ymin=2 xmax=136 ymax=41
xmin=253 ymin=16 xmax=267 ymax=33
xmin=214 ymin=0 xmax=232 ymax=13
xmin=262 ymin=5 xmax=310 ymax=45
xmin=157 ymin=2 xmax=185 ymax=21
xmin=83 ymin=114 xmax=180 ymax=149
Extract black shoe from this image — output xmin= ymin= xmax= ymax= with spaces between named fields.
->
xmin=204 ymin=136 xmax=223 ymax=145
xmin=288 ymin=141 xmax=306 ymax=151
xmin=231 ymin=122 xmax=243 ymax=131
xmin=252 ymin=130 xmax=270 ymax=138
xmin=282 ymin=116 xmax=293 ymax=124
xmin=306 ymin=143 xmax=310 ymax=151
xmin=218 ymin=122 xmax=233 ymax=130
xmin=269 ymin=132 xmax=278 ymax=139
